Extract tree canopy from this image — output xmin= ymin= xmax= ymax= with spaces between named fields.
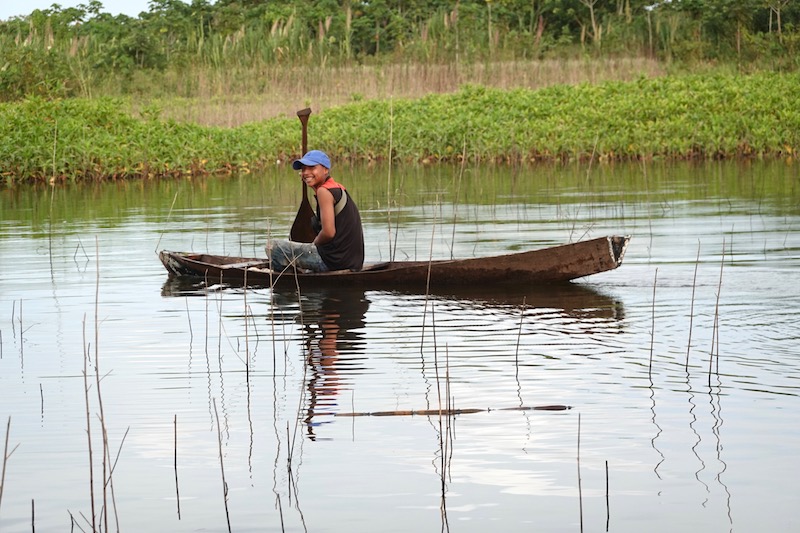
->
xmin=1 ymin=0 xmax=798 ymax=100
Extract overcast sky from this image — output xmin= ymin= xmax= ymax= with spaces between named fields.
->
xmin=0 ymin=0 xmax=152 ymax=21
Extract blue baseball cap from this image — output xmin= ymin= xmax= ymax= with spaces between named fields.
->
xmin=292 ymin=150 xmax=331 ymax=170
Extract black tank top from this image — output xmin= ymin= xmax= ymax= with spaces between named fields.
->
xmin=315 ymin=180 xmax=364 ymax=271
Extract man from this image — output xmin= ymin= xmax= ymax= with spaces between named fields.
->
xmin=268 ymin=150 xmax=364 ymax=273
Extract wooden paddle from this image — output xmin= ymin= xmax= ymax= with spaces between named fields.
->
xmin=289 ymin=107 xmax=316 ymax=243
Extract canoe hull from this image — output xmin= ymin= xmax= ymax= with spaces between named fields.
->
xmin=159 ymin=235 xmax=629 ymax=289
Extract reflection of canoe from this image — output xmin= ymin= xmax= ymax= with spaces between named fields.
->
xmin=159 ymin=235 xmax=629 ymax=289
xmin=161 ymin=277 xmax=624 ymax=322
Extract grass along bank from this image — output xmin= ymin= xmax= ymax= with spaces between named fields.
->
xmin=1 ymin=71 xmax=798 ymax=184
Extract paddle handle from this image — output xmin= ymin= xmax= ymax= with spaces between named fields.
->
xmin=297 ymin=107 xmax=311 ymax=154
xmin=289 ymin=107 xmax=316 ymax=243
xmin=297 ymin=107 xmax=312 ymax=199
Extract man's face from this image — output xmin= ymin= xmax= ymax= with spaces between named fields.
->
xmin=298 ymin=164 xmax=329 ymax=189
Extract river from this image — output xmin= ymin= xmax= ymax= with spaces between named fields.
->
xmin=1 ymin=160 xmax=798 ymax=532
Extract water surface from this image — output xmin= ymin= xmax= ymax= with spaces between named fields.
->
xmin=1 ymin=160 xmax=798 ymax=532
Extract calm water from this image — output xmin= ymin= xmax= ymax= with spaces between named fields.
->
xmin=1 ymin=161 xmax=799 ymax=532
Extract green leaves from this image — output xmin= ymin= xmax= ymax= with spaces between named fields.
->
xmin=1 ymin=72 xmax=798 ymax=183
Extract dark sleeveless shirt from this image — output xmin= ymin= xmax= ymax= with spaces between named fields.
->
xmin=315 ymin=178 xmax=364 ymax=271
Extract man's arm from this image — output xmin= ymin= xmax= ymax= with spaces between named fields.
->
xmin=313 ymin=187 xmax=337 ymax=245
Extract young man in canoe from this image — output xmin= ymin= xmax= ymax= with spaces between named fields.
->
xmin=267 ymin=150 xmax=365 ymax=273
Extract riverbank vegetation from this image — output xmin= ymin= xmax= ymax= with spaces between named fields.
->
xmin=2 ymin=72 xmax=798 ymax=183
xmin=1 ymin=1 xmax=799 ymax=183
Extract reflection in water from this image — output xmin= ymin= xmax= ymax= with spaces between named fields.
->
xmin=272 ymin=287 xmax=371 ymax=441
xmin=397 ymin=282 xmax=626 ymax=322
xmin=161 ymin=276 xmax=223 ymax=297
xmin=159 ymin=273 xmax=742 ymax=529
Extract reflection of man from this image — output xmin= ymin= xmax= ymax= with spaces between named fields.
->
xmin=306 ymin=311 xmax=342 ymax=412
xmin=292 ymin=288 xmax=370 ymax=440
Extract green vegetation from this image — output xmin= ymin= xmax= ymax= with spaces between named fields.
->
xmin=1 ymin=2 xmax=798 ymax=184
xmin=1 ymin=0 xmax=798 ymax=102
xmin=2 ymin=72 xmax=798 ymax=184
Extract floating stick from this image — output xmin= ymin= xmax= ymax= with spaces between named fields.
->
xmin=335 ymin=405 xmax=572 ymax=417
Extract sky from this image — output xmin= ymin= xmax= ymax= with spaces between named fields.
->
xmin=0 ymin=0 xmax=153 ymax=21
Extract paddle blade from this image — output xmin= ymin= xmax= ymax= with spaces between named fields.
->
xmin=289 ymin=184 xmax=316 ymax=242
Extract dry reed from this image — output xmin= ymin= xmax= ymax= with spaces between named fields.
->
xmin=17 ymin=301 xmax=22 ymax=365
xmin=436 ymin=344 xmax=453 ymax=533
xmin=577 ymin=412 xmax=584 ymax=533
xmin=143 ymin=58 xmax=664 ymax=127
xmin=1 ymin=416 xmax=20 ymax=514
xmin=81 ymin=316 xmax=97 ymax=532
xmin=605 ymin=460 xmax=610 ymax=531
xmin=174 ymin=414 xmax=181 ymax=520
xmin=93 ymin=237 xmax=112 ymax=533
xmin=709 ymin=239 xmax=725 ymax=386
xmin=649 ymin=268 xmax=658 ymax=381
xmin=686 ymin=242 xmax=701 ymax=370
xmin=386 ymin=97 xmax=395 ymax=260
xmin=212 ymin=398 xmax=232 ymax=533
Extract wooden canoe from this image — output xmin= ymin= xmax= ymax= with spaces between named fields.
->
xmin=158 ymin=235 xmax=629 ymax=289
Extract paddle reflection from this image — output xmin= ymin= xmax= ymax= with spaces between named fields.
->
xmin=273 ymin=287 xmax=371 ymax=441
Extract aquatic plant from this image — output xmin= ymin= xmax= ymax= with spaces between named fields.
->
xmin=1 ymin=72 xmax=798 ymax=183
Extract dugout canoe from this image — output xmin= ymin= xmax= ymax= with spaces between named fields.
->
xmin=158 ymin=235 xmax=629 ymax=289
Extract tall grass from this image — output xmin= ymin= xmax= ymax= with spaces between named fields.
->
xmin=130 ymin=57 xmax=665 ymax=127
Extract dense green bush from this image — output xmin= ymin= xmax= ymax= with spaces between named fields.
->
xmin=2 ymin=72 xmax=798 ymax=183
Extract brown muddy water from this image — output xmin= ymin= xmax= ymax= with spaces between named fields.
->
xmin=1 ymin=160 xmax=798 ymax=532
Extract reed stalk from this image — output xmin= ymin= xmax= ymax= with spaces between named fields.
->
xmin=605 ymin=460 xmax=610 ymax=531
xmin=649 ymin=268 xmax=658 ymax=382
xmin=448 ymin=137 xmax=468 ymax=260
xmin=686 ymin=242 xmax=700 ymax=371
xmin=104 ymin=427 xmax=128 ymax=533
xmin=1 ymin=416 xmax=20 ymax=515
xmin=212 ymin=398 xmax=232 ymax=533
xmin=174 ymin=414 xmax=181 ymax=520
xmin=420 ymin=212 xmax=438 ymax=352
xmin=81 ymin=317 xmax=97 ymax=532
xmin=514 ymin=298 xmax=526 ymax=374
xmin=93 ymin=237 xmax=110 ymax=533
xmin=155 ymin=191 xmax=180 ymax=253
xmin=387 ymin=97 xmax=395 ymax=261
xmin=244 ymin=269 xmax=250 ymax=382
xmin=185 ymin=297 xmax=193 ymax=340
xmin=436 ymin=344 xmax=452 ymax=533
xmin=18 ymin=300 xmax=23 ymax=365
xmin=577 ymin=412 xmax=584 ymax=533
xmin=709 ymin=239 xmax=725 ymax=386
